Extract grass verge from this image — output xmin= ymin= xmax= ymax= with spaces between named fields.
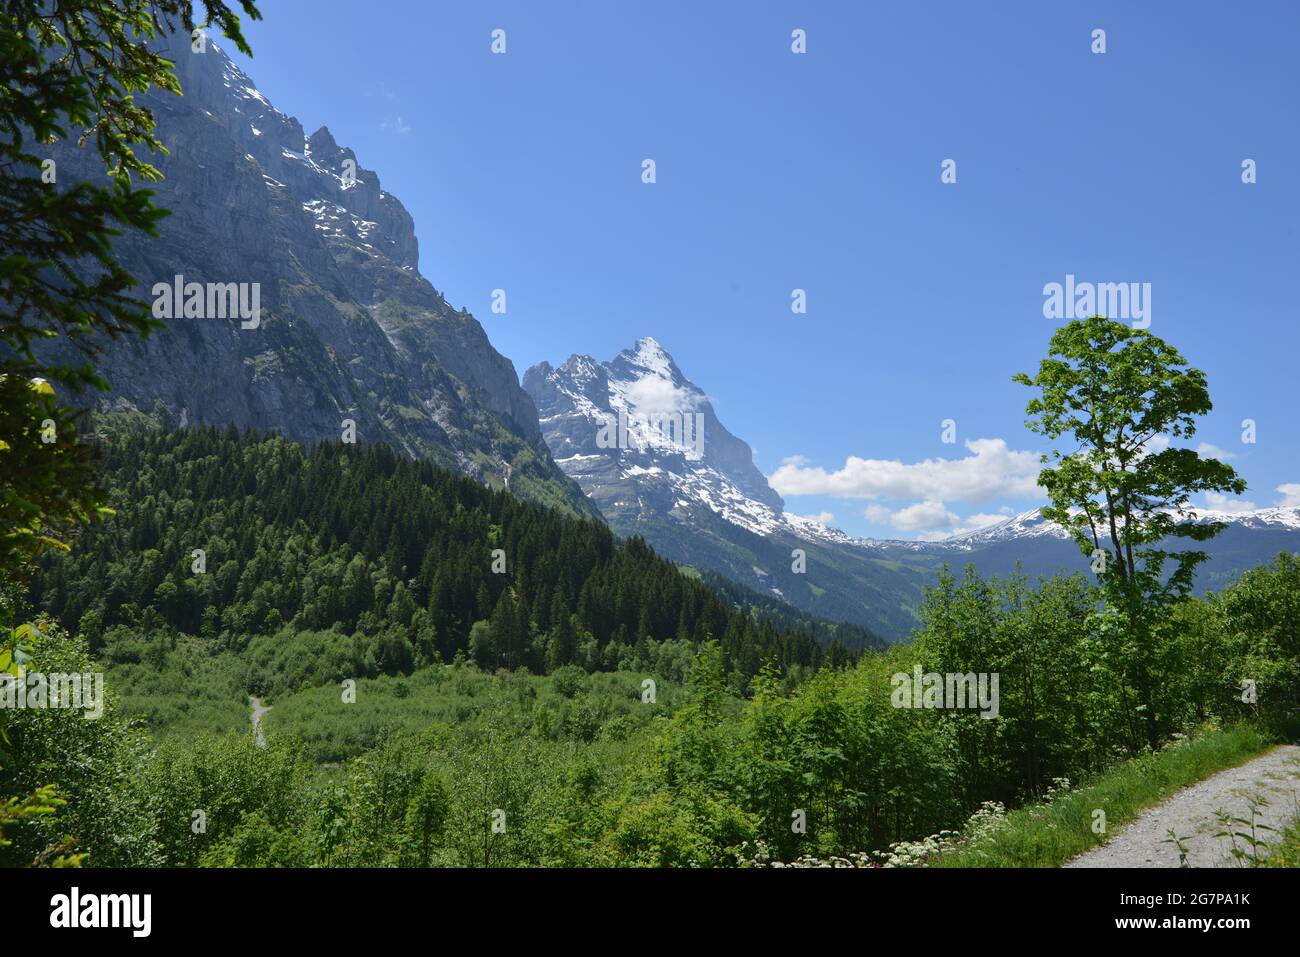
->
xmin=937 ymin=723 xmax=1274 ymax=867
xmin=1260 ymin=814 xmax=1300 ymax=867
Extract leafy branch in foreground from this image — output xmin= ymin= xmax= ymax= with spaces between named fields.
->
xmin=1 ymin=0 xmax=260 ymax=869
xmin=1 ymin=0 xmax=261 ymax=578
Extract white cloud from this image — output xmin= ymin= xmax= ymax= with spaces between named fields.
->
xmin=863 ymin=502 xmax=1008 ymax=540
xmin=864 ymin=500 xmax=958 ymax=533
xmin=862 ymin=503 xmax=892 ymax=524
xmin=1205 ymin=491 xmax=1258 ymax=514
xmin=949 ymin=512 xmax=1010 ymax=534
xmin=1196 ymin=442 xmax=1237 ymax=461
xmin=1203 ymin=483 xmax=1300 ymax=513
xmin=381 ymin=115 xmax=412 ymax=134
xmin=622 ymin=376 xmax=698 ymax=416
xmin=1276 ymin=484 xmax=1300 ymax=507
xmin=771 ymin=438 xmax=1041 ymax=504
xmin=1143 ymin=434 xmax=1171 ymax=455
xmin=790 ymin=511 xmax=835 ymax=525
xmin=888 ymin=500 xmax=959 ymax=532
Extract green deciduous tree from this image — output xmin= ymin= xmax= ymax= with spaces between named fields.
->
xmin=1 ymin=0 xmax=260 ymax=578
xmin=1015 ymin=316 xmax=1245 ymax=745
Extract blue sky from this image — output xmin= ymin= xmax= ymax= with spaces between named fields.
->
xmin=226 ymin=0 xmax=1299 ymax=540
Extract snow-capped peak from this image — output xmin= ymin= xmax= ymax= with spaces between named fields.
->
xmin=928 ymin=503 xmax=1300 ymax=548
xmin=525 ymin=338 xmax=786 ymax=537
xmin=935 ymin=507 xmax=1068 ymax=546
xmin=611 ymin=336 xmax=682 ymax=383
xmin=627 ymin=336 xmax=672 ymax=373
xmin=1183 ymin=504 xmax=1300 ymax=530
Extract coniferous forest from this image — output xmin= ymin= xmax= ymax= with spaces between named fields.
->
xmin=30 ymin=423 xmax=868 ymax=683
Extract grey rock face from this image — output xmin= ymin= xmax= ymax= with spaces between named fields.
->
xmin=525 ymin=338 xmax=784 ymax=532
xmin=47 ymin=35 xmax=592 ymax=516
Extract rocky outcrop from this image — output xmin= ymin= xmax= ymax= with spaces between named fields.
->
xmin=46 ymin=34 xmax=593 ymax=516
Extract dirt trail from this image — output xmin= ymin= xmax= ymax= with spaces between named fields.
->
xmin=1065 ymin=744 xmax=1300 ymax=868
xmin=250 ymin=695 xmax=271 ymax=748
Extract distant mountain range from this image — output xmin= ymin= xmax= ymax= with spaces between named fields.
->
xmin=525 ymin=340 xmax=1300 ymax=639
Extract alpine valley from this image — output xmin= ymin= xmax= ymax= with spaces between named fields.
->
xmin=48 ymin=36 xmax=1300 ymax=644
xmin=11 ymin=2 xmax=1300 ymax=880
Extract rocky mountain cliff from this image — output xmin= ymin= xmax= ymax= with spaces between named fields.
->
xmin=523 ymin=338 xmax=784 ymax=532
xmin=48 ymin=35 xmax=593 ymax=517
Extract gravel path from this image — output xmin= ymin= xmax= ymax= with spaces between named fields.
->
xmin=250 ymin=695 xmax=271 ymax=748
xmin=1065 ymin=744 xmax=1300 ymax=868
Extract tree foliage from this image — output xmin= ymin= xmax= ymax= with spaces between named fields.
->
xmin=1 ymin=0 xmax=260 ymax=577
xmin=1014 ymin=316 xmax=1245 ymax=594
xmin=1014 ymin=317 xmax=1246 ymax=745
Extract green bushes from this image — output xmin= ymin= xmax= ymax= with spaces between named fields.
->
xmin=0 ymin=618 xmax=159 ymax=867
xmin=99 ymin=632 xmax=249 ymax=738
xmin=11 ymin=555 xmax=1299 ymax=868
xmin=914 ymin=569 xmax=1109 ymax=806
xmin=731 ymin=651 xmax=962 ymax=858
xmin=1262 ymin=813 xmax=1300 ymax=868
xmin=911 ymin=560 xmax=1295 ymax=809
xmin=141 ymin=735 xmax=312 ymax=867
xmin=1208 ymin=553 xmax=1300 ymax=734
xmin=265 ymin=664 xmax=681 ymax=764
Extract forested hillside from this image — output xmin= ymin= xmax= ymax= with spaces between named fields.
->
xmin=29 ymin=423 xmax=876 ymax=687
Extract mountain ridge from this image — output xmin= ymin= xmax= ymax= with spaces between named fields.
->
xmin=46 ymin=35 xmax=594 ymax=518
